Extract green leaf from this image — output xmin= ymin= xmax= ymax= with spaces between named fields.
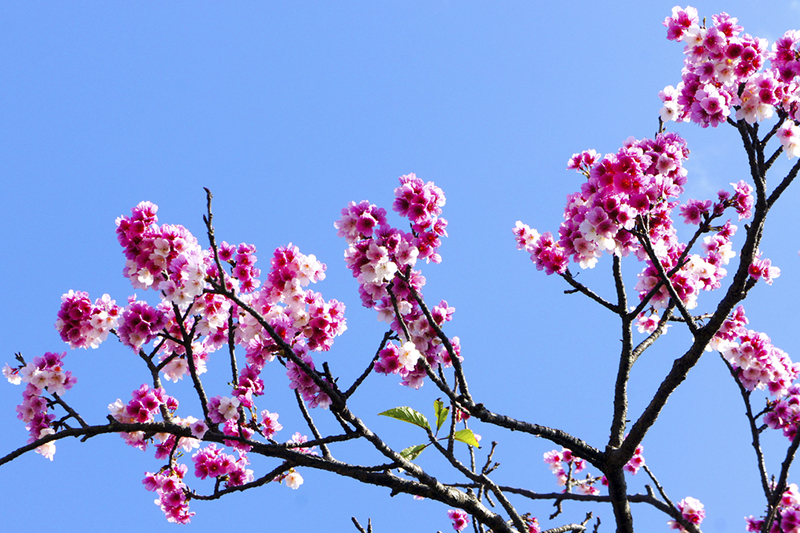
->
xmin=379 ymin=406 xmax=431 ymax=431
xmin=454 ymin=428 xmax=481 ymax=448
xmin=434 ymin=398 xmax=449 ymax=432
xmin=399 ymin=444 xmax=427 ymax=461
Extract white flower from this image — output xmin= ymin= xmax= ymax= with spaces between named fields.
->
xmin=398 ymin=342 xmax=422 ymax=371
xmin=285 ymin=471 xmax=303 ymax=489
xmin=3 ymin=364 xmax=20 ymax=385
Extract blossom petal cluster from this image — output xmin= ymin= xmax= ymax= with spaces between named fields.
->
xmin=108 ymin=384 xmax=178 ymax=449
xmin=336 ymin=174 xmax=459 ymax=389
xmin=661 ymin=6 xmax=800 ymax=146
xmin=5 ymin=352 xmax=76 ymax=460
xmin=117 ymin=298 xmax=168 ymax=351
xmin=7 ymin=201 xmax=357 ymax=525
xmin=55 ymin=291 xmax=120 ymax=349
xmin=543 ymin=448 xmax=600 ymax=495
xmin=515 ymin=130 xmax=761 ymax=328
xmin=746 ymin=484 xmax=800 ymax=532
xmin=116 ymin=202 xmax=209 ymax=308
xmin=543 ymin=444 xmax=644 ymax=495
xmin=232 ymin=243 xmax=346 ymax=409
xmin=516 ymin=133 xmax=691 ymax=275
xmin=713 ymin=306 xmax=799 ymax=400
xmin=192 ymin=443 xmax=253 ymax=487
xmin=143 ymin=465 xmax=194 ymax=524
xmin=667 ymin=496 xmax=705 ymax=531
xmin=447 ymin=509 xmax=469 ymax=532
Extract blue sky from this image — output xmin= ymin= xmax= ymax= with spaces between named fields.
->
xmin=3 ymin=2 xmax=800 ymax=532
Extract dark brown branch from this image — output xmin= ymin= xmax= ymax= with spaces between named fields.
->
xmin=294 ymin=389 xmax=331 ymax=460
xmin=609 ymin=254 xmax=633 ymax=449
xmin=766 ymin=158 xmax=800 ymax=210
xmin=172 ymin=302 xmax=211 ymax=421
xmin=345 ymin=330 xmax=394 ymax=399
xmin=351 ymin=517 xmax=373 ymax=533
xmin=559 ymin=269 xmax=622 ymax=313
xmin=631 ymin=305 xmax=674 ymax=364
xmin=620 ymin=116 xmax=774 ymax=465
xmin=190 ymin=462 xmax=296 ymax=501
xmin=51 ymin=392 xmax=89 ymax=430
xmin=461 ymin=401 xmax=603 ymax=468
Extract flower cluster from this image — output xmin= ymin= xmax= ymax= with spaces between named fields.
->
xmin=5 ymin=352 xmax=76 ymax=460
xmin=286 ymin=432 xmax=319 ymax=455
xmin=285 ymin=351 xmax=333 ymax=408
xmin=116 ymin=201 xmax=209 ymax=308
xmin=446 ymin=510 xmax=539 ymax=533
xmin=661 ymin=7 xmax=800 ymax=135
xmin=713 ymin=307 xmax=798 ymax=399
xmin=260 ymin=409 xmax=283 ymax=439
xmin=108 ymin=384 xmax=178 ymax=449
xmin=233 ymin=243 xmax=346 ymax=409
xmin=192 ymin=443 xmax=253 ymax=487
xmin=55 ymin=291 xmax=120 ymax=349
xmin=516 ymin=133 xmax=690 ymax=275
xmin=392 ymin=173 xmax=448 ymax=264
xmin=778 ymin=120 xmax=800 ymax=159
xmin=117 ymin=297 xmax=168 ymax=351
xmin=747 ymin=484 xmax=800 ymax=532
xmin=543 ymin=448 xmax=599 ymax=495
xmin=217 ymin=241 xmax=261 ymax=293
xmin=667 ymin=496 xmax=705 ymax=531
xmin=543 ymin=444 xmax=644 ymax=495
xmin=624 ymin=443 xmax=646 ymax=475
xmin=764 ymin=385 xmax=800 ymax=441
xmin=749 ymin=251 xmax=781 ymax=285
xmin=152 ymin=417 xmax=205 ymax=460
xmin=336 ymin=174 xmax=458 ymax=389
xmin=8 ymin=200 xmax=348 ymax=526
xmin=516 ymin=131 xmax=761 ymax=332
xmin=143 ymin=465 xmax=194 ymax=524
xmin=208 ymin=395 xmax=241 ymax=423
xmin=447 ymin=509 xmax=469 ymax=532
xmin=633 ymin=214 xmax=737 ymax=315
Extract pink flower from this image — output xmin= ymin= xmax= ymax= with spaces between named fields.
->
xmin=748 ymin=252 xmax=780 ymax=285
xmin=623 ymin=444 xmax=645 ymax=475
xmin=447 ymin=509 xmax=469 ymax=532
xmin=260 ymin=410 xmax=283 ymax=439
xmin=667 ymin=496 xmax=705 ymax=531
xmin=679 ymin=199 xmax=711 ymax=224
xmin=663 ymin=6 xmax=699 ymax=42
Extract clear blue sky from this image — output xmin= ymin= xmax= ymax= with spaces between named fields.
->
xmin=2 ymin=2 xmax=800 ymax=532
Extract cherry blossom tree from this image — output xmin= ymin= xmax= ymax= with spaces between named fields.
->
xmin=5 ymin=6 xmax=800 ymax=533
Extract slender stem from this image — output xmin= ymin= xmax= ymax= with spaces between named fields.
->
xmin=344 ymin=331 xmax=393 ymax=399
xmin=720 ymin=356 xmax=771 ymax=499
xmin=294 ymin=389 xmax=331 ymax=460
xmin=763 ymin=426 xmax=800 ymax=533
xmin=559 ymin=269 xmax=621 ymax=313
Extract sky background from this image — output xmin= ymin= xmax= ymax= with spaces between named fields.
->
xmin=3 ymin=2 xmax=800 ymax=532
